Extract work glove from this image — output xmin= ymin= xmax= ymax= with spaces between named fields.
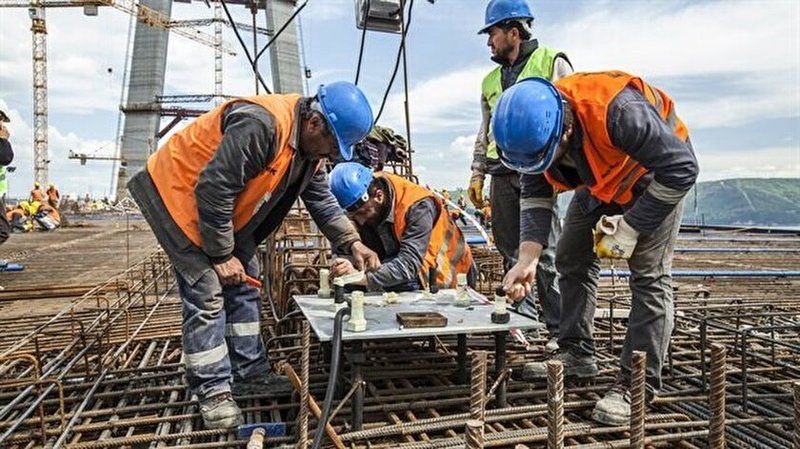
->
xmin=593 ymin=215 xmax=640 ymax=259
xmin=468 ymin=172 xmax=485 ymax=208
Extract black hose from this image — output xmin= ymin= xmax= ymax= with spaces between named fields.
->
xmin=373 ymin=0 xmax=415 ymax=125
xmin=311 ymin=306 xmax=351 ymax=449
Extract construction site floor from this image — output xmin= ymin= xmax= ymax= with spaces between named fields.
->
xmin=0 ymin=214 xmax=157 ymax=318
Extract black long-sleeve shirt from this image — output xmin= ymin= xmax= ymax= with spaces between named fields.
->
xmin=520 ymin=86 xmax=699 ymax=245
xmin=358 ymin=177 xmax=438 ymax=291
xmin=0 ymin=139 xmax=13 ymax=166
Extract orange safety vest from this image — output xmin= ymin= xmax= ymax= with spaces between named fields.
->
xmin=30 ymin=188 xmax=44 ymax=202
xmin=147 ymin=94 xmax=301 ymax=247
xmin=547 ymin=71 xmax=690 ymax=205
xmin=381 ymin=173 xmax=473 ymax=288
xmin=47 ymin=187 xmax=59 ymax=201
xmin=39 ymin=203 xmax=60 ymax=223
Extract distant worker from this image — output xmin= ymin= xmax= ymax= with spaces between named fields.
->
xmin=329 ymin=162 xmax=475 ymax=292
xmin=30 ymin=181 xmax=44 ymax=202
xmin=128 ymin=82 xmax=379 ymax=429
xmin=470 ymin=0 xmax=571 ymax=349
xmin=0 ymin=107 xmax=14 ymax=245
xmin=6 ymin=204 xmax=29 ymax=233
xmin=457 ymin=195 xmax=467 ymax=210
xmin=46 ymin=183 xmax=60 ymax=208
xmin=441 ymin=188 xmax=451 ymax=202
xmin=34 ymin=202 xmax=60 ymax=231
xmin=493 ymin=72 xmax=698 ymax=426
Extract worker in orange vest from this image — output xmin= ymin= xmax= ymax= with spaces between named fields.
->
xmin=493 ymin=72 xmax=698 ymax=426
xmin=30 ymin=182 xmax=44 ymax=202
xmin=128 ymin=82 xmax=379 ymax=429
xmin=46 ymin=183 xmax=60 ymax=208
xmin=328 ymin=162 xmax=475 ymax=291
xmin=34 ymin=202 xmax=60 ymax=230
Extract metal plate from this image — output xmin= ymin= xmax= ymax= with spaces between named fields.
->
xmin=294 ymin=289 xmax=541 ymax=342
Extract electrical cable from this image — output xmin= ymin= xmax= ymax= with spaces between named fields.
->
xmin=373 ymin=0 xmax=415 ymax=125
xmin=219 ymin=0 xmax=272 ymax=94
xmin=354 ymin=0 xmax=371 ymax=85
xmin=254 ymin=0 xmax=309 ymax=62
xmin=311 ymin=306 xmax=351 ymax=449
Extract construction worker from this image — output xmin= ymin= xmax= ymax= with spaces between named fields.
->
xmin=34 ymin=202 xmax=60 ymax=231
xmin=0 ymin=107 xmax=14 ymax=245
xmin=46 ymin=183 xmax=60 ymax=208
xmin=493 ymin=72 xmax=699 ymax=426
xmin=328 ymin=162 xmax=475 ymax=292
xmin=30 ymin=181 xmax=44 ymax=202
xmin=470 ymin=0 xmax=572 ymax=349
xmin=128 ymin=82 xmax=380 ymax=429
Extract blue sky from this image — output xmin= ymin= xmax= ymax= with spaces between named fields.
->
xmin=1 ymin=0 xmax=798 ymax=198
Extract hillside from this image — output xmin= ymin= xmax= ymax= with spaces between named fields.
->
xmin=444 ymin=178 xmax=800 ymax=228
xmin=683 ymin=178 xmax=800 ymax=227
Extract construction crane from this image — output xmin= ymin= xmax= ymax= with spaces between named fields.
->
xmin=0 ymin=0 xmax=237 ymax=186
xmin=68 ymin=149 xmax=126 ymax=166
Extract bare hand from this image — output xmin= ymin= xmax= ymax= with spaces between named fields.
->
xmin=351 ymin=241 xmax=380 ymax=272
xmin=0 ymin=124 xmax=9 ymax=140
xmin=213 ymin=257 xmax=246 ymax=286
xmin=502 ymin=260 xmax=537 ymax=302
xmin=330 ymin=258 xmax=357 ymax=277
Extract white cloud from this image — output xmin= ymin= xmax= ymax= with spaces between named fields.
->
xmin=1 ymin=101 xmax=116 ymax=198
xmin=696 ymin=146 xmax=800 ymax=182
xmin=540 ymin=1 xmax=800 ymax=128
xmin=449 ymin=134 xmax=476 ymax=156
xmin=379 ymin=66 xmax=486 ymax=134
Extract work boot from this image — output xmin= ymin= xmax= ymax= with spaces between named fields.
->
xmin=199 ymin=391 xmax=243 ymax=429
xmin=232 ymin=373 xmax=293 ymax=397
xmin=521 ymin=350 xmax=598 ymax=381
xmin=592 ymin=383 xmax=631 ymax=426
xmin=545 ymin=336 xmax=559 ymax=354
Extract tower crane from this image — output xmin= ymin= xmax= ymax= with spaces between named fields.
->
xmin=0 ymin=0 xmax=237 ymax=186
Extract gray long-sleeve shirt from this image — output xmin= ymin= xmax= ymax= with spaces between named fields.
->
xmin=358 ymin=176 xmax=437 ymax=291
xmin=129 ymin=98 xmax=361 ymax=284
xmin=520 ymin=86 xmax=699 ymax=245
xmin=195 ymin=102 xmax=358 ymax=262
xmin=472 ymin=40 xmax=573 ymax=176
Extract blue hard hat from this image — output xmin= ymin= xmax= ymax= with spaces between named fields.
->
xmin=329 ymin=162 xmax=374 ymax=211
xmin=479 ymin=0 xmax=534 ymax=34
xmin=492 ymin=77 xmax=564 ymax=175
xmin=317 ymin=82 xmax=374 ymax=161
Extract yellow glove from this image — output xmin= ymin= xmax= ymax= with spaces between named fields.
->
xmin=468 ymin=172 xmax=485 ymax=208
xmin=593 ymin=215 xmax=640 ymax=259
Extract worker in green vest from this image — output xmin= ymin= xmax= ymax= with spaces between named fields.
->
xmin=469 ymin=0 xmax=572 ymax=351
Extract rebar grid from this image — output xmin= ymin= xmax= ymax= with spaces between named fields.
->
xmin=0 ymin=229 xmax=798 ymax=448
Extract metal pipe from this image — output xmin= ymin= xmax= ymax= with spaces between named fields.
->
xmin=629 ymin=351 xmax=646 ymax=449
xmin=709 ymin=343 xmax=727 ymax=449
xmin=298 ymin=322 xmax=310 ymax=449
xmin=547 ymin=360 xmax=564 ymax=449
xmin=470 ymin=351 xmax=487 ymax=422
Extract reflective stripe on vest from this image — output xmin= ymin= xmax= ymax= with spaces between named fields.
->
xmin=381 ymin=173 xmax=474 ymax=289
xmin=547 ymin=71 xmax=690 ymax=205
xmin=147 ymin=94 xmax=301 ymax=247
xmin=482 ymin=46 xmax=563 ymax=160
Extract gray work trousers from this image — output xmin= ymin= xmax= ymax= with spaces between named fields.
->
xmin=175 ymin=256 xmax=269 ymax=398
xmin=556 ymin=195 xmax=683 ymax=394
xmin=490 ymin=172 xmax=561 ymax=334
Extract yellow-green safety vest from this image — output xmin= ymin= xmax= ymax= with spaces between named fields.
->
xmin=481 ymin=46 xmax=564 ymax=160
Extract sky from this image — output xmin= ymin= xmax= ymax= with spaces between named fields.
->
xmin=0 ymin=0 xmax=798 ymax=198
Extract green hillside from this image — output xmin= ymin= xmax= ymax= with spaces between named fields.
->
xmin=683 ymin=178 xmax=800 ymax=227
xmin=444 ymin=178 xmax=800 ymax=228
